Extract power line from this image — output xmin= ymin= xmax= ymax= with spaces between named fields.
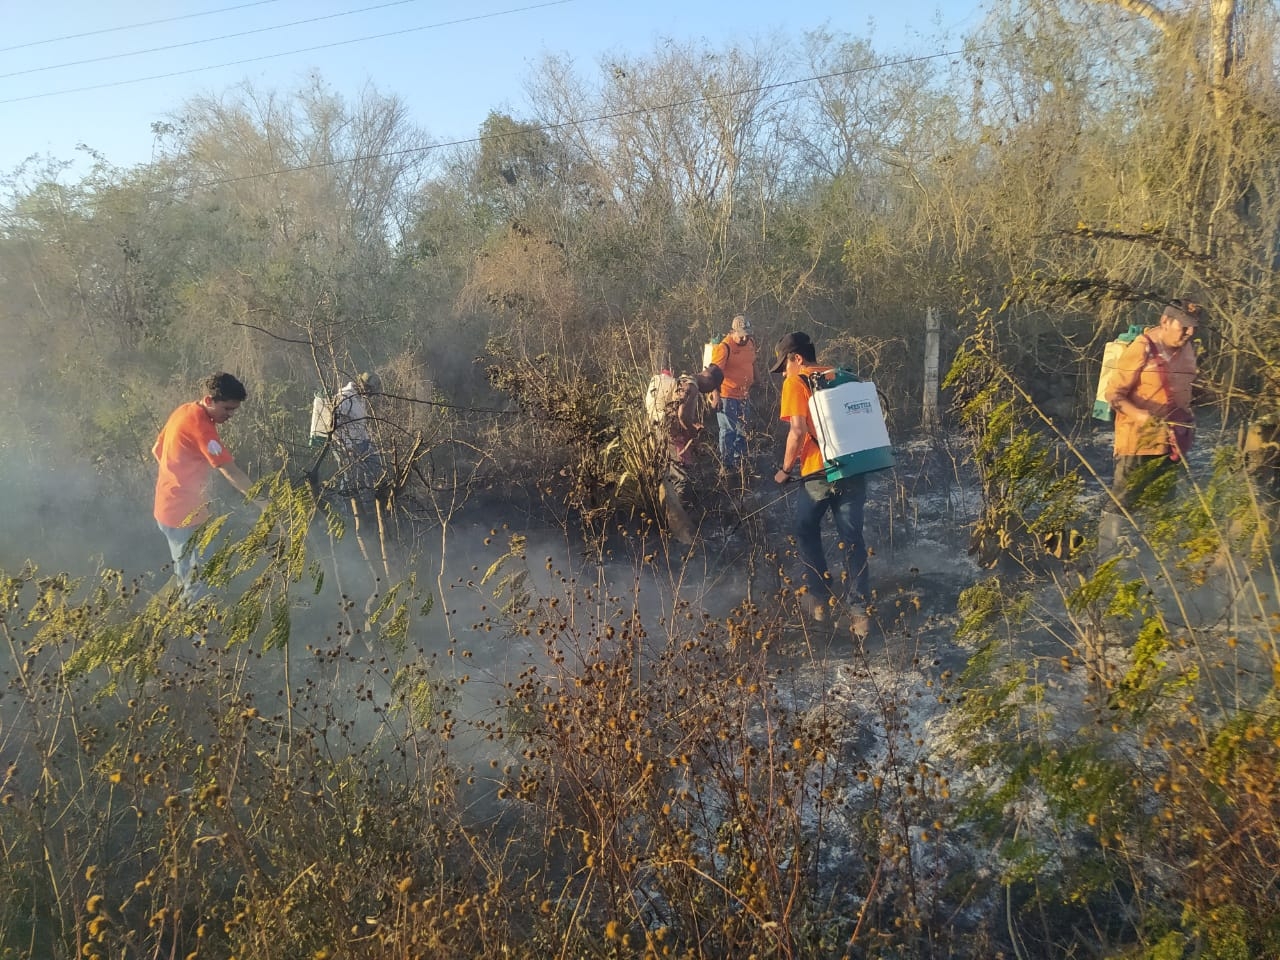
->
xmin=0 ymin=0 xmax=289 ymax=55
xmin=0 ymin=0 xmax=431 ymax=81
xmin=162 ymin=40 xmax=1007 ymax=195
xmin=0 ymin=0 xmax=575 ymax=106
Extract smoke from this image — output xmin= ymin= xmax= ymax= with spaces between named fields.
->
xmin=0 ymin=446 xmax=159 ymax=582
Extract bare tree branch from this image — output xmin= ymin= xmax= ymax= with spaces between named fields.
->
xmin=230 ymin=320 xmax=317 ymax=346
xmin=1089 ymin=0 xmax=1174 ymax=34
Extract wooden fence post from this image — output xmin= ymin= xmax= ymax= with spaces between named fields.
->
xmin=922 ymin=307 xmax=940 ymax=431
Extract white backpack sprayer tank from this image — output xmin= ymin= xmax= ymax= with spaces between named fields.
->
xmin=1093 ymin=324 xmax=1144 ymax=421
xmin=807 ymin=370 xmax=895 ymax=480
xmin=645 ymin=371 xmax=677 ymax=426
xmin=309 ymin=392 xmax=334 ymax=446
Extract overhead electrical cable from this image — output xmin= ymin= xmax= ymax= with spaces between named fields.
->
xmin=0 ymin=0 xmax=574 ymax=105
xmin=0 ymin=0 xmax=432 ymax=80
xmin=0 ymin=0 xmax=289 ymax=55
xmin=154 ymin=39 xmax=1014 ymax=195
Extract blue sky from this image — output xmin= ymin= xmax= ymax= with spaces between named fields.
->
xmin=1 ymin=0 xmax=986 ymax=179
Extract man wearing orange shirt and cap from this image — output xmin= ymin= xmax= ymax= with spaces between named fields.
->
xmin=772 ymin=332 xmax=870 ymax=635
xmin=1099 ymin=299 xmax=1205 ymax=552
xmin=708 ymin=314 xmax=757 ymax=471
xmin=153 ymin=372 xmax=265 ymax=600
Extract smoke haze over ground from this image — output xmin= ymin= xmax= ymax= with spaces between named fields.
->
xmin=1 ymin=450 xmax=156 ymax=579
xmin=2 ymin=407 xmax=1277 ymax=958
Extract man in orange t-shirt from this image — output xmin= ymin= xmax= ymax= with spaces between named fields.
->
xmin=708 ymin=314 xmax=757 ymax=470
xmin=153 ymin=372 xmax=263 ymax=599
xmin=771 ymin=332 xmax=870 ymax=635
xmin=1098 ymin=300 xmax=1205 ymax=553
xmin=1104 ymin=300 xmax=1203 ymax=495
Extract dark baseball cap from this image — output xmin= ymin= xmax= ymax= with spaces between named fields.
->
xmin=770 ymin=331 xmax=814 ymax=374
xmin=1163 ymin=299 xmax=1207 ymax=328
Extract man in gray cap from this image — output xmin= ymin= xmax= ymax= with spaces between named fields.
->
xmin=708 ymin=314 xmax=757 ymax=471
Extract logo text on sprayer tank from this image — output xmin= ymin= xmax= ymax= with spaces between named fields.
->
xmin=843 ymin=400 xmax=874 ymax=415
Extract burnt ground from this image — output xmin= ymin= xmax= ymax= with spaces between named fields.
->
xmin=670 ymin=433 xmax=990 ymax=655
xmin=3 ymin=419 xmax=1275 ymax=956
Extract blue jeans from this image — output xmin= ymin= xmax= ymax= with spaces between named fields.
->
xmin=335 ymin=440 xmax=384 ymax=494
xmin=717 ymin=397 xmax=749 ymax=467
xmin=157 ymin=520 xmax=210 ymax=602
xmin=794 ymin=474 xmax=869 ymax=605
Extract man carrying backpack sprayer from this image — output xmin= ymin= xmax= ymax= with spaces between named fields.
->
xmin=772 ymin=332 xmax=871 ymax=637
xmin=708 ymin=314 xmax=757 ymax=473
xmin=1099 ymin=299 xmax=1205 ymax=554
xmin=331 ymin=371 xmax=384 ymax=498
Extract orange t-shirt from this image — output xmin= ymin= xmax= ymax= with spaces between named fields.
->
xmin=153 ymin=402 xmax=234 ymax=527
xmin=779 ymin=365 xmax=830 ymax=477
xmin=710 ymin=336 xmax=756 ymax=400
xmin=1104 ymin=332 xmax=1197 ymax=456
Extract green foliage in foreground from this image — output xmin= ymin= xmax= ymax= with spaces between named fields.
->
xmin=944 ymin=319 xmax=1280 ymax=960
xmin=0 ymin=482 xmax=974 ymax=959
xmin=4 ymin=319 xmax=1280 ymax=957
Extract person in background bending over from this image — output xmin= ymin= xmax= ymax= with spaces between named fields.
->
xmin=772 ymin=332 xmax=870 ymax=636
xmin=153 ymin=372 xmax=265 ymax=601
xmin=709 ymin=314 xmax=757 ymax=472
xmin=1099 ymin=299 xmax=1205 ymax=552
xmin=658 ymin=363 xmax=724 ymax=544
